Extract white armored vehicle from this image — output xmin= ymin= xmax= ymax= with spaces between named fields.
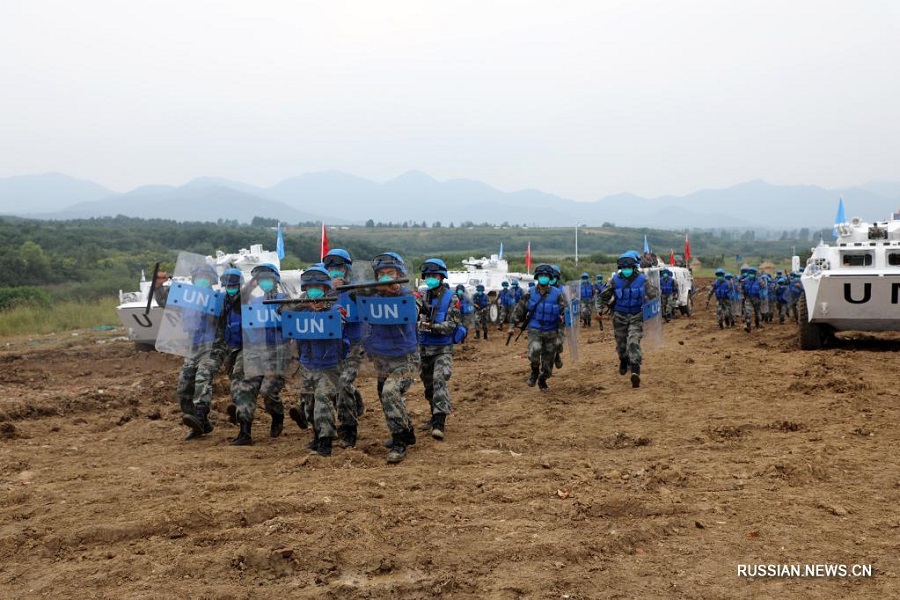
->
xmin=446 ymin=254 xmax=534 ymax=322
xmin=117 ymin=244 xmax=301 ymax=349
xmin=799 ymin=212 xmax=900 ymax=349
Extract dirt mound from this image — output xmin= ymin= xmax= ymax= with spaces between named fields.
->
xmin=0 ymin=314 xmax=896 ymax=597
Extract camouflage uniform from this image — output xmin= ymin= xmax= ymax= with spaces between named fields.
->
xmin=230 ymin=346 xmax=286 ymax=425
xmin=513 ymin=285 xmax=569 ymax=385
xmin=612 ymin=312 xmax=644 ymax=367
xmin=716 ymin=298 xmax=733 ymax=327
xmin=419 ymin=290 xmax=461 ymax=421
xmin=473 ymin=306 xmax=489 ymax=339
xmin=373 ymin=353 xmax=418 ymax=435
xmin=336 ymin=341 xmax=363 ymax=428
xmin=300 ymin=366 xmax=341 ymax=440
xmin=177 ymin=341 xmax=230 ymax=416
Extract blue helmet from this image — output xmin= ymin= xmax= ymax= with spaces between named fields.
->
xmin=725 ymin=272 xmax=734 ymax=279
xmin=501 ymin=281 xmax=509 ymax=287
xmin=323 ymin=249 xmax=353 ymax=269
xmin=550 ymin=265 xmax=561 ymax=277
xmin=596 ymin=274 xmax=603 ymax=281
xmin=581 ymin=272 xmax=589 ymax=279
xmin=617 ymin=252 xmax=639 ymax=268
xmin=301 ymin=265 xmax=333 ymax=290
xmin=220 ymin=267 xmax=243 ymax=287
xmin=715 ymin=268 xmax=725 ymax=276
xmin=420 ymin=258 xmax=448 ymax=278
xmin=511 ymin=279 xmax=519 ymax=287
xmin=534 ymin=264 xmax=554 ymax=278
xmin=372 ymin=252 xmax=406 ymax=276
xmin=776 ymin=276 xmax=787 ymax=284
xmin=661 ymin=268 xmax=672 ymax=276
xmin=528 ymin=281 xmax=536 ymax=287
xmin=476 ymin=284 xmax=485 ymax=292
xmin=190 ymin=263 xmax=218 ymax=283
xmin=251 ymin=263 xmax=281 ymax=282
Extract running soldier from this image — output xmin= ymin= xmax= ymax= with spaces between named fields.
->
xmin=455 ymin=284 xmax=475 ymax=341
xmin=472 ymin=284 xmax=489 ymax=340
xmin=365 ymin=252 xmax=419 ymax=464
xmin=706 ymin=268 xmax=732 ymax=328
xmin=508 ymin=263 xmax=569 ymax=391
xmin=597 ymin=251 xmax=658 ymax=388
xmin=741 ymin=266 xmax=763 ymax=332
xmin=579 ymin=272 xmax=595 ymax=327
xmin=417 ymin=259 xmax=462 ymax=440
xmin=659 ymin=268 xmax=679 ymax=323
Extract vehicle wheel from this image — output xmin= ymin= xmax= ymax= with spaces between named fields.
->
xmin=797 ymin=294 xmax=825 ymax=350
xmin=488 ymin=304 xmax=500 ymax=324
xmin=679 ymin=294 xmax=694 ymax=317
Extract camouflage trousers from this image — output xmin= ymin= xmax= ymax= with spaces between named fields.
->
xmin=777 ymin=301 xmax=789 ymax=323
xmin=297 ymin=366 xmax=341 ymax=440
xmin=580 ymin=302 xmax=593 ymax=326
xmin=527 ymin=328 xmax=559 ymax=379
xmin=372 ymin=352 xmax=418 ymax=435
xmin=176 ymin=342 xmax=231 ymax=415
xmin=336 ymin=340 xmax=363 ymax=428
xmin=498 ymin=305 xmax=510 ymax=326
xmin=229 ymin=348 xmax=285 ymax=424
xmin=715 ymin=298 xmax=733 ymax=325
xmin=420 ymin=346 xmax=452 ymax=417
xmin=661 ymin=293 xmax=675 ymax=321
xmin=612 ymin=312 xmax=644 ymax=368
xmin=789 ymin=298 xmax=799 ymax=321
xmin=473 ymin=310 xmax=489 ymax=337
xmin=743 ymin=297 xmax=762 ymax=327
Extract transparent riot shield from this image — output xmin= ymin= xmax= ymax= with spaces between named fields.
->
xmin=729 ymin=283 xmax=743 ymax=318
xmin=241 ymin=276 xmax=301 ymax=378
xmin=642 ymin=269 xmax=663 ymax=349
xmin=759 ymin=287 xmax=770 ymax=314
xmin=562 ymin=282 xmax=581 ymax=363
xmin=155 ymin=251 xmax=224 ymax=357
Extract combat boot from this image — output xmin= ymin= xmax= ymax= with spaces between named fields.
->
xmin=537 ymin=374 xmax=549 ymax=391
xmin=554 ymin=353 xmax=563 ymax=369
xmin=183 ymin=405 xmax=213 ymax=440
xmin=475 ymin=331 xmax=481 ymax=340
xmin=289 ymin=405 xmax=308 ymax=429
xmin=270 ymin=412 xmax=284 ymax=438
xmin=527 ymin=367 xmax=539 ymax=387
xmin=230 ymin=421 xmax=252 ymax=446
xmin=226 ymin=403 xmax=238 ymax=425
xmin=618 ymin=358 xmax=629 ymax=376
xmin=337 ymin=425 xmax=357 ymax=448
xmin=483 ymin=330 xmax=488 ymax=341
xmin=631 ymin=365 xmax=641 ymax=388
xmin=315 ymin=436 xmax=333 ymax=457
xmin=744 ymin=321 xmax=751 ymax=333
xmin=386 ymin=432 xmax=408 ymax=464
xmin=431 ymin=414 xmax=446 ymax=440
xmin=307 ymin=434 xmax=319 ymax=453
xmin=384 ymin=427 xmax=416 ymax=448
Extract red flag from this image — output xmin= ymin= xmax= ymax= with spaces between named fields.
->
xmin=320 ymin=222 xmax=329 ymax=261
xmin=525 ymin=241 xmax=532 ymax=273
xmin=684 ymin=234 xmax=691 ymax=263
xmin=669 ymin=249 xmax=676 ymax=266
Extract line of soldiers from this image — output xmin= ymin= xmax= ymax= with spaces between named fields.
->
xmin=706 ymin=267 xmax=805 ymax=331
xmin=161 ymin=250 xmax=467 ymax=465
xmin=161 ymin=249 xmax=661 ymax=464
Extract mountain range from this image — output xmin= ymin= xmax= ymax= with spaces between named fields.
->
xmin=1 ymin=171 xmax=898 ymax=230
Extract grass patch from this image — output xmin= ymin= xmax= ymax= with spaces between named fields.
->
xmin=0 ymin=297 xmax=120 ymax=336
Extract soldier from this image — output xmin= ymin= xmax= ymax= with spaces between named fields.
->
xmin=597 ymin=251 xmax=657 ymax=388
xmin=292 ymin=266 xmax=348 ymax=457
xmin=497 ymin=281 xmax=511 ymax=330
xmin=579 ymin=272 xmax=595 ymax=327
xmin=365 ymin=252 xmax=419 ymax=464
xmin=472 ymin=284 xmax=490 ymax=340
xmin=167 ymin=263 xmax=242 ymax=441
xmin=788 ymin=272 xmax=804 ymax=322
xmin=775 ymin=276 xmax=791 ymax=324
xmin=740 ymin=266 xmax=763 ymax=332
xmin=549 ymin=265 xmax=566 ymax=369
xmin=706 ymin=268 xmax=732 ymax=329
xmin=226 ymin=265 xmax=290 ymax=445
xmin=725 ymin=272 xmax=739 ymax=328
xmin=417 ymin=259 xmax=462 ymax=440
xmin=508 ymin=263 xmax=569 ymax=391
xmin=455 ymin=283 xmax=475 ymax=341
xmin=322 ymin=248 xmax=364 ymax=449
xmin=659 ymin=268 xmax=679 ymax=323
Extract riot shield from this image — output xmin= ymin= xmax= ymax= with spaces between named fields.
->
xmin=155 ymin=251 xmax=224 ymax=357
xmin=729 ymin=283 xmax=743 ymax=318
xmin=562 ymin=282 xmax=581 ymax=363
xmin=759 ymin=287 xmax=770 ymax=314
xmin=642 ymin=269 xmax=663 ymax=349
xmin=241 ymin=276 xmax=301 ymax=378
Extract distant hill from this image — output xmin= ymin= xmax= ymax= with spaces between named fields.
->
xmin=2 ymin=170 xmax=898 ymax=229
xmin=0 ymin=173 xmax=114 ymax=214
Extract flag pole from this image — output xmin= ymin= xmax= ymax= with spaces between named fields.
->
xmin=574 ymin=225 xmax=578 ymax=265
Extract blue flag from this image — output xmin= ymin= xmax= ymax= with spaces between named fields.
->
xmin=276 ymin=222 xmax=285 ymax=260
xmin=498 ymin=242 xmax=503 ymax=259
xmin=833 ymin=196 xmax=846 ymax=239
xmin=643 ymin=235 xmax=650 ymax=254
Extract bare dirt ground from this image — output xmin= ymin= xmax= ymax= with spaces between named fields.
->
xmin=1 ymin=295 xmax=899 ymax=598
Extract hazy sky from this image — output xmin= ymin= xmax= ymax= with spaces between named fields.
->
xmin=1 ymin=1 xmax=898 ymax=200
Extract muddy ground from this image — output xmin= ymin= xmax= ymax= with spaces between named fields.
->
xmin=1 ymin=298 xmax=898 ymax=599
